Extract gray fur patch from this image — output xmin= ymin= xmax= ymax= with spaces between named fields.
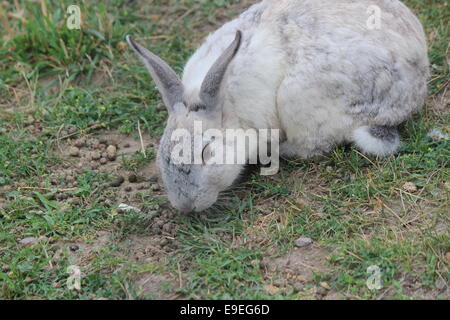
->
xmin=369 ymin=126 xmax=399 ymax=143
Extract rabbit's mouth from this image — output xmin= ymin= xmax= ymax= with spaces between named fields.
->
xmin=177 ymin=203 xmax=195 ymax=215
xmin=170 ymin=190 xmax=219 ymax=215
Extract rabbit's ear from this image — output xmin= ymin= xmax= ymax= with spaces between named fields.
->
xmin=200 ymin=30 xmax=242 ymax=111
xmin=126 ymin=35 xmax=184 ymax=113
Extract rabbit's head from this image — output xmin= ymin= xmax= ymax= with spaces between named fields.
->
xmin=127 ymin=32 xmax=244 ymax=213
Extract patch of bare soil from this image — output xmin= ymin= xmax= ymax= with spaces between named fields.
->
xmin=55 ymin=231 xmax=112 ymax=268
xmin=265 ymin=245 xmax=329 ymax=280
xmin=240 ymin=194 xmax=341 ymax=299
xmin=44 ymin=130 xmax=181 ymax=297
xmin=51 ymin=230 xmax=178 ymax=299
xmin=131 ymin=233 xmax=180 ymax=298
xmin=260 ymin=244 xmax=341 ymax=299
xmin=135 ymin=273 xmax=175 ymax=299
xmin=50 ymin=130 xmax=164 ymax=207
xmin=371 ymin=270 xmax=450 ymax=300
xmin=428 ymin=87 xmax=450 ymax=114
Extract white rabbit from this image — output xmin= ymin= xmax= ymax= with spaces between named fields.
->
xmin=127 ymin=0 xmax=429 ymax=213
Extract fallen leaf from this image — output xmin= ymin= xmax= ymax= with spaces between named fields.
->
xmin=403 ymin=182 xmax=417 ymax=193
xmin=19 ymin=237 xmax=47 ymax=247
xmin=320 ymin=282 xmax=331 ymax=290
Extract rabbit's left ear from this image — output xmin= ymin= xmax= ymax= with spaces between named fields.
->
xmin=126 ymin=35 xmax=184 ymax=114
xmin=200 ymin=30 xmax=242 ymax=111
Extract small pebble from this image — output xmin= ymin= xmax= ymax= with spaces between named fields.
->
xmin=316 ymin=287 xmax=328 ymax=297
xmin=69 ymin=244 xmax=79 ymax=252
xmin=110 ymin=176 xmax=125 ymax=187
xmin=74 ymin=138 xmax=86 ymax=148
xmin=320 ymin=282 xmax=331 ymax=290
xmin=128 ymin=174 xmax=138 ymax=183
xmin=90 ymin=162 xmax=99 ymax=170
xmin=68 ymin=146 xmax=80 ymax=157
xmin=100 ymin=158 xmax=108 ymax=165
xmin=293 ymin=282 xmax=304 ymax=293
xmin=106 ymin=145 xmax=117 ymax=161
xmin=295 ymin=236 xmax=313 ymax=248
xmin=91 ymin=151 xmax=101 ymax=160
xmin=151 ymin=184 xmax=161 ymax=192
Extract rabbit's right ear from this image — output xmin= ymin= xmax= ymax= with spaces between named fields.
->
xmin=200 ymin=31 xmax=242 ymax=111
xmin=126 ymin=35 xmax=184 ymax=113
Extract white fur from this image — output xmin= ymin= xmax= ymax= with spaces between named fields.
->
xmin=352 ymin=126 xmax=400 ymax=156
xmin=133 ymin=0 xmax=429 ymax=212
xmin=182 ymin=0 xmax=429 ymax=158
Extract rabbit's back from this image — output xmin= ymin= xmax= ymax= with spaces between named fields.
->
xmin=183 ymin=0 xmax=429 ymax=134
xmin=272 ymin=0 xmax=429 ymax=157
xmin=272 ymin=0 xmax=429 ymax=125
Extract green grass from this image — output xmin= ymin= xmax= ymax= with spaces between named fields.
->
xmin=0 ymin=0 xmax=449 ymax=300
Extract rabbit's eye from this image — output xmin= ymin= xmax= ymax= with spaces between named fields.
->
xmin=202 ymin=136 xmax=218 ymax=164
xmin=190 ymin=103 xmax=207 ymax=112
xmin=202 ymin=143 xmax=212 ymax=164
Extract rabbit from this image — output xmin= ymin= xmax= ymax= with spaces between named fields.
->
xmin=127 ymin=0 xmax=429 ymax=214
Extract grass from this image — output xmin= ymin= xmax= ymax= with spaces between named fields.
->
xmin=0 ymin=0 xmax=449 ymax=300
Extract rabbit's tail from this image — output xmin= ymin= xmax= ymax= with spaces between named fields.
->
xmin=352 ymin=125 xmax=400 ymax=157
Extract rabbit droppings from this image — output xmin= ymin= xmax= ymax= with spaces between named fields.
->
xmin=127 ymin=0 xmax=429 ymax=213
